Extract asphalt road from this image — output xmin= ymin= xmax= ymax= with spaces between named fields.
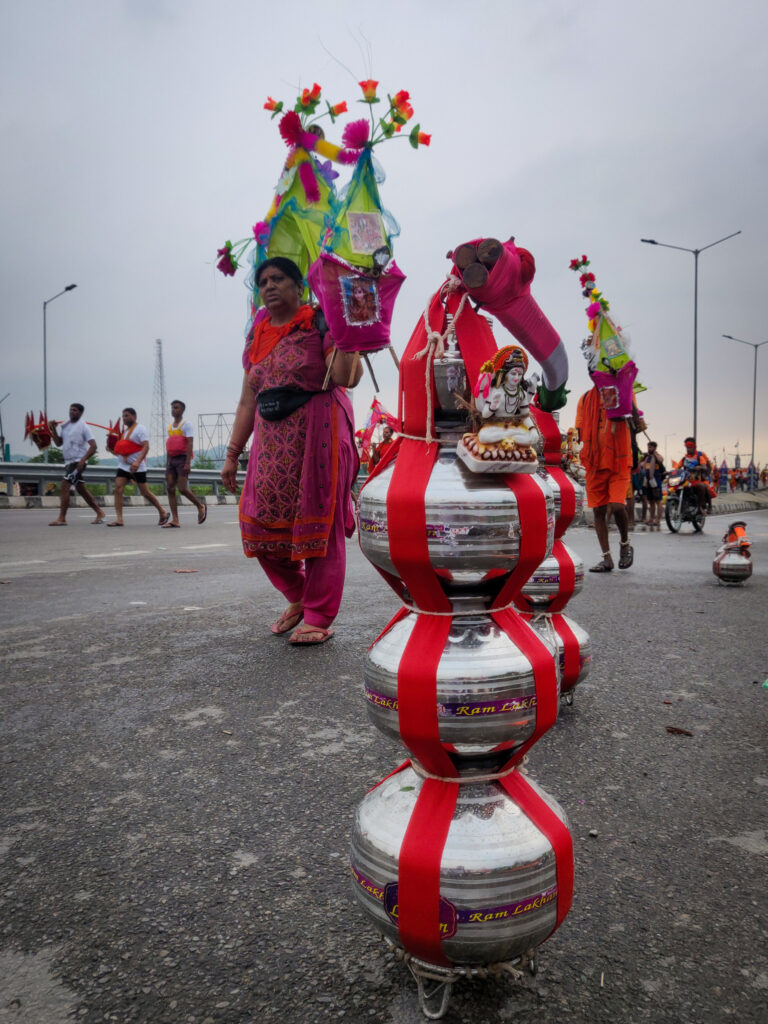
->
xmin=1 ymin=506 xmax=766 ymax=1024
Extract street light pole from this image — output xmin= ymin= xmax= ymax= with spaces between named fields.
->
xmin=0 ymin=392 xmax=9 ymax=463
xmin=722 ymin=334 xmax=768 ymax=482
xmin=641 ymin=231 xmax=741 ymax=439
xmin=43 ymin=284 xmax=78 ymax=418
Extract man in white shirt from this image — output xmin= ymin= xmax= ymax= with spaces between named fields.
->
xmin=107 ymin=407 xmax=169 ymax=527
xmin=164 ymin=399 xmax=207 ymax=527
xmin=48 ymin=403 xmax=105 ymax=525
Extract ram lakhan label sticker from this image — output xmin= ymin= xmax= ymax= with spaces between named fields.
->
xmin=364 ymin=686 xmax=536 ymax=716
xmin=350 ymin=862 xmax=557 ymax=933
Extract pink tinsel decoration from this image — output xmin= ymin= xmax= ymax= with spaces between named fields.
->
xmin=342 ymin=119 xmax=370 ymax=150
xmin=298 ymin=161 xmax=320 ymax=203
xmin=279 ymin=111 xmax=303 ymax=148
xmin=586 ymin=301 xmax=601 ymax=318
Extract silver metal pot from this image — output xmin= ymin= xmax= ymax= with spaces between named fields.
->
xmin=713 ymin=549 xmax=752 ymax=585
xmin=525 ymin=613 xmax=591 ymax=693
xmin=539 ymin=468 xmax=584 ymax=533
xmin=432 ymin=318 xmax=470 ymax=415
xmin=350 ymin=765 xmax=569 ymax=966
xmin=519 ymin=543 xmax=585 ymax=607
xmin=358 ymin=449 xmax=555 ymax=587
xmin=364 ymin=596 xmax=556 ymax=762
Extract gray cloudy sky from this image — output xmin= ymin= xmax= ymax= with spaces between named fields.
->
xmin=2 ymin=0 xmax=766 ymax=466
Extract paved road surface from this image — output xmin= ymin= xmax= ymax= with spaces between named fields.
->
xmin=1 ymin=506 xmax=766 ymax=1023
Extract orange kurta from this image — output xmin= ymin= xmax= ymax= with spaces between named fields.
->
xmin=575 ymin=387 xmax=632 ymax=507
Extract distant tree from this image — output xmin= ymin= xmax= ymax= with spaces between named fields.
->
xmin=29 ymin=448 xmax=98 ymax=464
xmin=30 ymin=448 xmax=63 ymax=463
xmin=192 ymin=454 xmax=215 ymax=469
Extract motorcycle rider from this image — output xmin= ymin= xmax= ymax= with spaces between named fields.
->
xmin=674 ymin=437 xmax=713 ymax=514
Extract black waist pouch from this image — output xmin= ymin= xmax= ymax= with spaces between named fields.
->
xmin=257 ymin=387 xmax=318 ymax=422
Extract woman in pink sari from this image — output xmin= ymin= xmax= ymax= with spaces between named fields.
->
xmin=222 ymin=258 xmax=361 ymax=645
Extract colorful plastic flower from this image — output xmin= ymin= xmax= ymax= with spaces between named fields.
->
xmin=331 ymin=101 xmax=347 ymax=116
xmin=264 ymin=96 xmax=282 ymax=112
xmin=359 ymin=79 xmax=379 ymax=102
xmin=586 ymin=301 xmax=602 ymax=318
xmin=391 ymin=90 xmax=414 ymax=123
xmin=216 ymin=243 xmax=237 ymax=277
xmin=252 ymin=222 xmax=270 ymax=246
xmin=408 ymin=124 xmax=431 ymax=148
xmin=342 ymin=119 xmax=370 ymax=149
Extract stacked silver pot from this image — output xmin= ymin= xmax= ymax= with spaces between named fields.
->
xmin=349 ymin=304 xmax=586 ymax=1016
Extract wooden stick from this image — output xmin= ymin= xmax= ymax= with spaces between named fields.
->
xmin=347 ymin=351 xmax=361 ymax=389
xmin=388 ymin=346 xmax=400 ymax=369
xmin=322 ymin=347 xmax=337 ymax=391
xmin=362 ymin=354 xmax=380 ymax=392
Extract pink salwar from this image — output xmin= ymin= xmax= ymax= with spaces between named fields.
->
xmin=256 ymin=437 xmax=355 ymax=628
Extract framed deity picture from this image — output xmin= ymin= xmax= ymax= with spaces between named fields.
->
xmin=601 ymin=333 xmax=625 ymax=360
xmin=347 ymin=212 xmax=387 ymax=255
xmin=340 ymin=274 xmax=381 ymax=326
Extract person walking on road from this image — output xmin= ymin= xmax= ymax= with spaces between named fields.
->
xmin=48 ymin=403 xmax=105 ymax=525
xmin=575 ymin=382 xmax=642 ymax=572
xmin=639 ymin=441 xmax=666 ymax=531
xmin=163 ymin=400 xmax=207 ymax=528
xmin=107 ymin=408 xmax=170 ymax=527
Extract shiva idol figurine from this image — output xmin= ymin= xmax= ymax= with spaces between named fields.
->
xmin=458 ymin=345 xmax=541 ymax=472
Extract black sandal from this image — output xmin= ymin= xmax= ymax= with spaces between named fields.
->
xmin=618 ymin=541 xmax=634 ymax=569
xmin=589 ymin=550 xmax=613 ymax=573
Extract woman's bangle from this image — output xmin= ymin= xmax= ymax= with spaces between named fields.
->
xmin=226 ymin=444 xmax=244 ymax=460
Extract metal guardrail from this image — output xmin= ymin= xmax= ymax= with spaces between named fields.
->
xmin=0 ymin=461 xmax=370 ymax=498
xmin=0 ymin=462 xmax=238 ymax=497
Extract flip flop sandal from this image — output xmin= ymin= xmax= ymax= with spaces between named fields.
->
xmin=161 ymin=522 xmax=181 ymax=528
xmin=106 ymin=521 xmax=124 ymax=527
xmin=271 ymin=608 xmax=304 ymax=636
xmin=289 ymin=625 xmax=334 ymax=646
xmin=618 ymin=542 xmax=634 ymax=569
xmin=197 ymin=505 xmax=208 ymax=525
xmin=158 ymin=512 xmax=171 ymax=527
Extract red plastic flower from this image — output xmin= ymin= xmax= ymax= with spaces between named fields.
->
xmin=391 ymin=90 xmax=414 ymax=122
xmin=408 ymin=124 xmax=431 ymax=149
xmin=359 ymin=79 xmax=379 ymax=102
xmin=216 ymin=243 xmax=237 ymax=277
xmin=330 ymin=101 xmax=347 ymax=116
xmin=264 ymin=96 xmax=282 ymax=112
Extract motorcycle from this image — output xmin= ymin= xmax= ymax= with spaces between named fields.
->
xmin=664 ymin=465 xmax=709 ymax=533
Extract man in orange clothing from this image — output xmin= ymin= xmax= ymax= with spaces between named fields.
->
xmin=575 ymin=384 xmax=643 ymax=572
xmin=368 ymin=424 xmax=395 ymax=473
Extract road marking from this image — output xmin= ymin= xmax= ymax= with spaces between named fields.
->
xmin=0 ymin=560 xmax=46 ymax=568
xmin=183 ymin=606 xmax=203 ymax=611
xmin=84 ymin=550 xmax=151 ymax=558
xmin=129 ymin=601 xmax=148 ymax=605
xmin=180 ymin=543 xmax=229 ymax=550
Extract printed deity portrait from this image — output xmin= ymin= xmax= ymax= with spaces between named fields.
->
xmin=340 ymin=275 xmax=381 ymax=327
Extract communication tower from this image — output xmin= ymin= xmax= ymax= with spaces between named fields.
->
xmin=150 ymin=339 xmax=167 ymax=465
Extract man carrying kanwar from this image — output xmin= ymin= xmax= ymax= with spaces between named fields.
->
xmin=569 ymin=254 xmax=647 ymax=573
xmin=674 ymin=437 xmax=713 ymax=514
xmin=48 ymin=403 xmax=105 ymax=526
